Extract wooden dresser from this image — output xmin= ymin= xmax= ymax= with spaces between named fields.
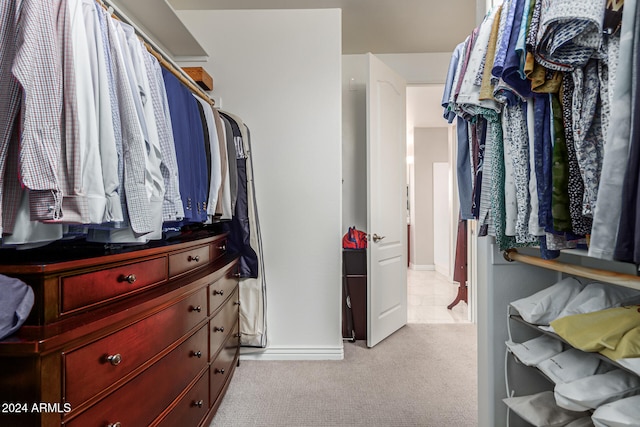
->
xmin=0 ymin=232 xmax=239 ymax=427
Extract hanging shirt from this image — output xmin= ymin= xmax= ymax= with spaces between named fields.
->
xmin=144 ymin=52 xmax=184 ymax=223
xmin=515 ymin=0 xmax=533 ymax=78
xmin=211 ymin=108 xmax=229 ymax=218
xmin=560 ymin=76 xmax=592 ymax=237
xmin=101 ymin=10 xmax=153 ymax=236
xmin=503 ymin=101 xmax=537 ymax=244
xmin=97 ymin=6 xmax=126 ymax=228
xmin=503 ymin=113 xmax=518 ymax=238
xmin=572 ymin=59 xmax=604 ymax=219
xmin=456 ymin=8 xmax=501 ymax=116
xmin=479 ymin=5 xmax=502 ymax=101
xmin=501 ymin=0 xmax=532 ymax=99
xmin=456 ymin=8 xmax=501 ymax=234
xmin=533 ymin=95 xmax=553 ymax=233
xmin=590 ymin=0 xmax=637 ymax=260
xmin=491 ymin=0 xmax=516 ymax=82
xmin=0 ymin=0 xmax=64 ymax=237
xmin=217 ymin=116 xmax=233 ymax=220
xmin=535 ymin=0 xmax=604 ymax=71
xmin=13 ymin=0 xmax=105 ymax=246
xmin=442 ymin=42 xmax=465 ymax=123
xmin=453 ymin=31 xmax=479 ymax=110
xmin=456 ymin=118 xmax=473 ymax=220
xmin=551 ymin=93 xmax=571 ymax=232
xmin=117 ymin=22 xmax=164 ymax=236
xmin=443 ymin=43 xmax=472 ymax=219
xmin=526 ymin=98 xmax=544 ymax=237
xmin=219 ymin=113 xmax=239 ymax=214
xmin=614 ymin=0 xmax=640 ymax=263
xmin=193 ymin=97 xmax=222 ymax=221
xmin=66 ymin=0 xmax=106 ymax=225
xmin=82 ymin=0 xmax=122 ymax=224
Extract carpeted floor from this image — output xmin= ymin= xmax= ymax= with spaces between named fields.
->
xmin=210 ymin=323 xmax=478 ymax=427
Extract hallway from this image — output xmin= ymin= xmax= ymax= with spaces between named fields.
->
xmin=407 ymin=269 xmax=469 ymax=324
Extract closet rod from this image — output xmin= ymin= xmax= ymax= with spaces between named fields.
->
xmin=98 ymin=0 xmax=214 ymax=106
xmin=503 ymin=249 xmax=640 ymax=291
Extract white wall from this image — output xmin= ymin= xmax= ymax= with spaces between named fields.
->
xmin=342 ymin=55 xmax=368 ymax=231
xmin=411 ymin=127 xmax=448 ymax=269
xmin=433 ymin=162 xmax=450 ymax=275
xmin=377 ymin=53 xmax=450 ymax=85
xmin=178 ymin=9 xmax=343 ymax=360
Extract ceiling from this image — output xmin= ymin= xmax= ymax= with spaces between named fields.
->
xmin=169 ymin=0 xmax=478 ymax=55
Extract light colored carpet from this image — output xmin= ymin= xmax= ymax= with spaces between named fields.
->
xmin=210 ymin=323 xmax=478 ymax=427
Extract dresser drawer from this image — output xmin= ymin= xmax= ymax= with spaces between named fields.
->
xmin=155 ymin=371 xmax=209 ymax=427
xmin=64 ymin=325 xmax=208 ymax=427
xmin=64 ymin=288 xmax=208 ymax=407
xmin=211 ymin=238 xmax=227 ymax=263
xmin=210 ymin=331 xmax=239 ymax=407
xmin=61 ymin=257 xmax=167 ymax=314
xmin=210 ymin=288 xmax=239 ymax=360
xmin=169 ymin=244 xmax=210 ymax=278
xmin=209 ymin=272 xmax=238 ymax=315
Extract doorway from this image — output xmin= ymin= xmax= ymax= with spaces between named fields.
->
xmin=341 ymin=61 xmax=474 ymax=336
xmin=406 ymin=85 xmax=471 ymax=324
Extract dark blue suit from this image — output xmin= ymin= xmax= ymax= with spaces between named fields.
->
xmin=161 ymin=68 xmax=209 ymax=225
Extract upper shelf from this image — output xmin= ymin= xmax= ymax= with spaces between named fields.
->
xmin=106 ymin=0 xmax=208 ymax=59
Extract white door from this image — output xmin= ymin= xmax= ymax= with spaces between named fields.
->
xmin=366 ymin=53 xmax=408 ymax=347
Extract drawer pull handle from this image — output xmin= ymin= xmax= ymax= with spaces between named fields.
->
xmin=194 ymin=400 xmax=204 ymax=408
xmin=213 ymin=326 xmax=225 ymax=333
xmin=188 ymin=255 xmax=200 ymax=262
xmin=107 ymin=423 xmax=122 ymax=427
xmin=235 ymin=333 xmax=242 ymax=339
xmin=214 ymin=368 xmax=225 ymax=375
xmin=118 ymin=274 xmax=137 ymax=284
xmin=106 ymin=354 xmax=122 ymax=366
xmin=212 ymin=290 xmax=224 ymax=296
xmin=218 ymin=244 xmax=226 ymax=251
xmin=234 ymin=301 xmax=241 ymax=306
xmin=233 ymin=273 xmax=241 ymax=278
xmin=191 ymin=305 xmax=202 ymax=313
xmin=192 ymin=350 xmax=203 ymax=358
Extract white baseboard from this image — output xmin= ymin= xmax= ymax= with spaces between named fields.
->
xmin=409 ymin=263 xmax=435 ymax=271
xmin=239 ymin=345 xmax=344 ymax=361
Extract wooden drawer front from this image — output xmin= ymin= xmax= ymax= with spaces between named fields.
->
xmin=64 ymin=288 xmax=208 ymax=407
xmin=210 ymin=331 xmax=239 ymax=407
xmin=61 ymin=257 xmax=167 ymax=314
xmin=211 ymin=238 xmax=227 ymax=262
xmin=156 ymin=371 xmax=208 ymax=427
xmin=65 ymin=325 xmax=208 ymax=427
xmin=169 ymin=245 xmax=210 ymax=278
xmin=210 ymin=288 xmax=239 ymax=361
xmin=209 ymin=273 xmax=238 ymax=315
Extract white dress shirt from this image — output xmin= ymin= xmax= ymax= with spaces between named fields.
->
xmin=82 ymin=0 xmax=123 ymax=224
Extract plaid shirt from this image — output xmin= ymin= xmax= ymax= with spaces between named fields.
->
xmin=1 ymin=0 xmax=70 ymax=236
xmin=103 ymin=8 xmax=152 ymax=235
xmin=144 ymin=52 xmax=184 ymax=222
